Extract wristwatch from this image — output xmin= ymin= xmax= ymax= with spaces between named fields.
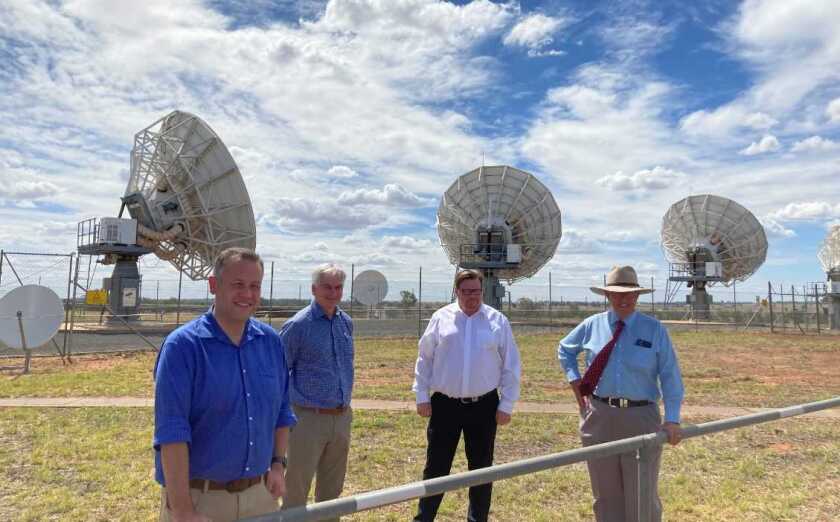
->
xmin=271 ymin=455 xmax=287 ymax=468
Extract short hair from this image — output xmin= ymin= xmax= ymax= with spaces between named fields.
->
xmin=213 ymin=247 xmax=264 ymax=281
xmin=454 ymin=269 xmax=483 ymax=289
xmin=311 ymin=263 xmax=346 ymax=285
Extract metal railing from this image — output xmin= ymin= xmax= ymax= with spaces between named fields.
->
xmin=241 ymin=396 xmax=840 ymax=522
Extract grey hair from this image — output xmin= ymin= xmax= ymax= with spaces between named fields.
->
xmin=311 ymin=263 xmax=346 ymax=285
xmin=213 ymin=247 xmax=264 ymax=281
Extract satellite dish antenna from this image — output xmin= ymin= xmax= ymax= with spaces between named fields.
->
xmin=437 ymin=165 xmax=562 ymax=310
xmin=353 ymin=270 xmax=388 ymax=306
xmin=77 ymin=110 xmax=256 ymax=320
xmin=0 ymin=285 xmax=64 ymax=374
xmin=660 ymin=194 xmax=767 ymax=319
xmin=817 ymin=224 xmax=840 ymax=330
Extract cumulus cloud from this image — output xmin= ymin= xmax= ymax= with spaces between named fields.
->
xmin=313 ymin=241 xmax=329 ymax=251
xmin=760 ymin=216 xmax=796 ymax=238
xmin=772 ymin=201 xmax=840 ymax=221
xmin=327 ymin=165 xmax=359 ymax=178
xmin=791 ymin=135 xmax=839 ymax=152
xmin=740 ymin=135 xmax=780 ymax=155
xmin=337 ymin=184 xmax=433 ymax=207
xmin=557 ymin=229 xmax=602 ymax=254
xmin=680 ymin=107 xmax=777 ymax=137
xmin=264 ymin=198 xmax=386 ymax=232
xmin=595 ymin=166 xmax=685 ymax=191
xmin=382 ymin=235 xmax=434 ymax=250
xmin=349 ymin=252 xmax=402 ymax=266
xmin=828 ymin=98 xmax=840 ymax=122
xmin=503 ymin=14 xmax=566 ymax=56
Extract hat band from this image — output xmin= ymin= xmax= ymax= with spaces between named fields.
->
xmin=608 ymin=282 xmax=640 ymax=288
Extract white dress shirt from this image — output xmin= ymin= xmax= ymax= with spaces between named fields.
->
xmin=413 ymin=303 xmax=521 ymax=413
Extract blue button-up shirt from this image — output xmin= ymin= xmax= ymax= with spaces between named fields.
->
xmin=153 ymin=312 xmax=296 ymax=485
xmin=280 ymin=300 xmax=354 ymax=408
xmin=558 ymin=310 xmax=684 ymax=423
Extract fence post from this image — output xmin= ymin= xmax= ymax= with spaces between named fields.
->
xmin=651 ymin=276 xmax=655 ymax=315
xmin=548 ymin=272 xmax=552 ymax=324
xmin=816 ymin=284 xmax=821 ymax=334
xmin=268 ymin=261 xmax=275 ymax=327
xmin=768 ymin=282 xmax=774 ymax=333
xmin=349 ymin=264 xmax=355 ymax=318
xmin=637 ymin=444 xmax=656 ymax=522
xmin=176 ymin=269 xmax=183 ymax=327
xmin=418 ymin=266 xmax=423 ymax=338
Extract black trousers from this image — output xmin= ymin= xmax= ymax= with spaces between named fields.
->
xmin=414 ymin=390 xmax=499 ymax=522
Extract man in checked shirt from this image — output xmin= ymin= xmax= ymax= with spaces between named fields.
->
xmin=280 ymin=263 xmax=353 ymax=521
xmin=412 ymin=269 xmax=521 ymax=522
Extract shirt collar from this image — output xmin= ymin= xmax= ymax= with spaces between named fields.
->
xmin=455 ymin=302 xmax=486 ymax=320
xmin=194 ymin=311 xmax=265 ymax=344
xmin=607 ymin=309 xmax=636 ymax=328
xmin=310 ymin=299 xmax=341 ymax=320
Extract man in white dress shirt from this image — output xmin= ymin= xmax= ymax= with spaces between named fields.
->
xmin=412 ymin=269 xmax=521 ymax=522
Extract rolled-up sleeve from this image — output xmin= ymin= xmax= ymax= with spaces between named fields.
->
xmin=412 ymin=315 xmax=439 ymax=404
xmin=656 ymin=326 xmax=684 ymax=424
xmin=497 ymin=320 xmax=521 ymax=414
xmin=275 ymin=340 xmax=297 ymax=429
xmin=558 ymin=321 xmax=588 ymax=382
xmin=153 ymin=335 xmax=193 ymax=449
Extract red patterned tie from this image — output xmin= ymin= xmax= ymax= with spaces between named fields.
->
xmin=579 ymin=320 xmax=625 ymax=397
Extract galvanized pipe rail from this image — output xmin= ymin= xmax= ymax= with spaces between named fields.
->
xmin=241 ymin=396 xmax=840 ymax=522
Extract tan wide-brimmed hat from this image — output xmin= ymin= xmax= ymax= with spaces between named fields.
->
xmin=590 ymin=265 xmax=653 ymax=296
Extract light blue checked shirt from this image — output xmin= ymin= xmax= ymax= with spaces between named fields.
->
xmin=280 ymin=300 xmax=354 ymax=408
xmin=558 ymin=310 xmax=684 ymax=423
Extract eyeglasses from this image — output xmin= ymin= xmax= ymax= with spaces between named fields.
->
xmin=458 ymin=289 xmax=482 ymax=296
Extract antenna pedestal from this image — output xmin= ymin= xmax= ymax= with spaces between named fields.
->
xmin=828 ymin=271 xmax=840 ymax=331
xmin=481 ymin=272 xmax=505 ymax=311
xmin=106 ymin=256 xmax=143 ymax=322
xmin=687 ymin=285 xmax=712 ymax=321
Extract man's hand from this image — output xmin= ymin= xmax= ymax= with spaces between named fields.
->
xmin=577 ymin=396 xmax=590 ymax=417
xmin=662 ymin=422 xmax=682 ymax=446
xmin=495 ymin=410 xmax=511 ymax=426
xmin=267 ymin=464 xmax=287 ymax=498
xmin=416 ymin=402 xmax=432 ymax=417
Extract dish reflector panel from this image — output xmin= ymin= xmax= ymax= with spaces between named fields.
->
xmin=125 ymin=111 xmax=256 ymax=280
xmin=818 ymin=225 xmax=840 ymax=274
xmin=0 ymin=285 xmax=64 ymax=349
xmin=353 ymin=270 xmax=388 ymax=306
xmin=437 ymin=165 xmax=562 ymax=283
xmin=660 ymin=194 xmax=767 ymax=285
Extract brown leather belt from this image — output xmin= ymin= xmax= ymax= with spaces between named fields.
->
xmin=296 ymin=405 xmax=348 ymax=415
xmin=189 ymin=473 xmax=265 ymax=493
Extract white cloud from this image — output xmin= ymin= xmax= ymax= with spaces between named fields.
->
xmin=349 ymin=252 xmax=402 ymax=267
xmin=382 ymin=235 xmax=434 ymax=250
xmin=557 ymin=229 xmax=602 ymax=254
xmin=337 ymin=184 xmax=433 ymax=207
xmin=791 ymin=135 xmax=839 ymax=152
xmin=680 ymin=107 xmax=777 ymax=137
xmin=759 ymin=216 xmax=796 ymax=238
xmin=772 ymin=201 xmax=840 ymax=221
xmin=503 ymin=14 xmax=566 ymax=56
xmin=828 ymin=98 xmax=840 ymax=122
xmin=263 ymin=198 xmax=386 ymax=232
xmin=327 ymin=165 xmax=359 ymax=178
xmin=595 ymin=166 xmax=685 ymax=191
xmin=740 ymin=135 xmax=780 ymax=155
xmin=313 ymin=241 xmax=329 ymax=251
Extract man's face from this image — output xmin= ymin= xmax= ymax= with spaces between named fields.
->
xmin=312 ymin=273 xmax=344 ymax=312
xmin=606 ymin=290 xmax=639 ymax=320
xmin=208 ymin=259 xmax=262 ymax=325
xmin=456 ymin=277 xmax=483 ymax=316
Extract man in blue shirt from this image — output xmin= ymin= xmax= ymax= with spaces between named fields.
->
xmin=558 ymin=265 xmax=684 ymax=522
xmin=280 ymin=263 xmax=353 ymax=520
xmin=154 ymin=248 xmax=296 ymax=522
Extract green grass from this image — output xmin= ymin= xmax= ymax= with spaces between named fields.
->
xmin=0 ymin=408 xmax=837 ymax=521
xmin=3 ymin=331 xmax=839 ymax=409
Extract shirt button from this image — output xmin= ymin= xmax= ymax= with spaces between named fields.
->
xmin=249 ymin=417 xmax=253 ymax=421
xmin=250 ymin=441 xmax=254 ymax=446
xmin=247 ymin=393 xmax=251 ymax=397
xmin=242 ymin=369 xmax=247 ymax=373
xmin=245 ymin=466 xmax=250 ymax=471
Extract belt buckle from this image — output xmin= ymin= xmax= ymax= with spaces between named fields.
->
xmin=459 ymin=396 xmax=477 ymax=404
xmin=619 ymin=398 xmax=628 ymax=408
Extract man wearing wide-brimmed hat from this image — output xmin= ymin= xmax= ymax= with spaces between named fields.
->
xmin=558 ymin=265 xmax=684 ymax=522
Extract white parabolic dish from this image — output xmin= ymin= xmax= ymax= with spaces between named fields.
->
xmin=661 ymin=194 xmax=768 ymax=285
xmin=818 ymin=225 xmax=840 ymax=273
xmin=437 ymin=165 xmax=562 ymax=283
xmin=0 ymin=285 xmax=64 ymax=349
xmin=353 ymin=270 xmax=388 ymax=306
xmin=125 ymin=110 xmax=256 ymax=280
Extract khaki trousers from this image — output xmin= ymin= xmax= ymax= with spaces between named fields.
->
xmin=159 ymin=479 xmax=278 ymax=522
xmin=282 ymin=405 xmax=352 ymax=521
xmin=580 ymin=399 xmax=663 ymax=522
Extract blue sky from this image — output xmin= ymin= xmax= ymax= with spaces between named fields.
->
xmin=1 ymin=0 xmax=839 ymax=303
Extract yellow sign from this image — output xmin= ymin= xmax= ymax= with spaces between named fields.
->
xmin=86 ymin=289 xmax=108 ymax=305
